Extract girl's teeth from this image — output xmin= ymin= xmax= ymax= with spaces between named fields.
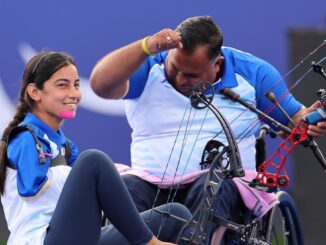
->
xmin=65 ymin=103 xmax=76 ymax=108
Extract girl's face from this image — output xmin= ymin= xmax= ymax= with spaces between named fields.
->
xmin=30 ymin=64 xmax=81 ymax=130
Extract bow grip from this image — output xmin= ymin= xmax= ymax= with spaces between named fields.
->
xmin=303 ymin=107 xmax=326 ymax=125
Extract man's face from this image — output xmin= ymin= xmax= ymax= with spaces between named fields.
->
xmin=165 ymin=45 xmax=223 ymax=96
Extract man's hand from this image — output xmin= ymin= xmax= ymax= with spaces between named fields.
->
xmin=146 ymin=29 xmax=182 ymax=54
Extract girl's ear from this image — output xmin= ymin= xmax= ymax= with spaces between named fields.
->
xmin=26 ymin=83 xmax=41 ymax=102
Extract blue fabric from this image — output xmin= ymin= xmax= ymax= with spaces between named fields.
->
xmin=5 ymin=114 xmax=189 ymax=244
xmin=7 ymin=113 xmax=78 ymax=197
xmin=219 ymin=47 xmax=302 ymax=127
xmin=121 ymin=173 xmax=245 ymax=218
xmin=125 ymin=47 xmax=302 ymax=127
xmin=44 ymin=149 xmax=191 ymax=245
xmin=126 ymin=52 xmax=167 ymax=99
xmin=122 ymin=173 xmax=248 ymax=244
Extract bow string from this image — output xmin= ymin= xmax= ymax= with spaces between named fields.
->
xmin=151 ymin=40 xmax=326 ymax=243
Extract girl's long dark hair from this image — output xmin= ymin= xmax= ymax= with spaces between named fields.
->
xmin=0 ymin=51 xmax=76 ymax=195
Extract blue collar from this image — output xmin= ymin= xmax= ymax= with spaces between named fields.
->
xmin=212 ymin=48 xmax=238 ymax=92
xmin=21 ymin=113 xmax=66 ymax=145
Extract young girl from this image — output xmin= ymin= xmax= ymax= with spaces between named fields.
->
xmin=0 ymin=51 xmax=191 ymax=245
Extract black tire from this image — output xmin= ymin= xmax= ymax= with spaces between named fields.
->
xmin=265 ymin=191 xmax=304 ymax=245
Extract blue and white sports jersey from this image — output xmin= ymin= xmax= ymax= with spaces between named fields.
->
xmin=124 ymin=47 xmax=302 ymax=181
xmin=1 ymin=113 xmax=78 ymax=245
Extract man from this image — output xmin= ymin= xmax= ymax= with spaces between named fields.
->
xmin=90 ymin=16 xmax=326 ymax=217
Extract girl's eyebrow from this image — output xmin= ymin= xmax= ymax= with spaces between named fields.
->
xmin=54 ymin=78 xmax=80 ymax=83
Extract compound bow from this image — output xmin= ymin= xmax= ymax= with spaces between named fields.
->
xmin=154 ymin=42 xmax=326 ymax=245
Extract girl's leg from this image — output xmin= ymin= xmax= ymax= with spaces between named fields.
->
xmin=44 ymin=149 xmax=153 ymax=245
xmin=99 ymin=203 xmax=192 ymax=244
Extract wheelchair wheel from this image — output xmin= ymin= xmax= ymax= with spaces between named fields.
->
xmin=265 ymin=191 xmax=303 ymax=245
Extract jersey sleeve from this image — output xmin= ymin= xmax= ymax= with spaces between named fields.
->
xmin=124 ymin=59 xmax=151 ymax=99
xmin=124 ymin=52 xmax=167 ymax=99
xmin=7 ymin=131 xmax=51 ymax=197
xmin=255 ymin=61 xmax=302 ymax=127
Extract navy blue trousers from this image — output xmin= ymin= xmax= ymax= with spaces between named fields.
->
xmin=44 ymin=150 xmax=191 ymax=245
xmin=122 ymin=173 xmax=252 ymax=243
xmin=122 ymin=173 xmax=246 ymax=219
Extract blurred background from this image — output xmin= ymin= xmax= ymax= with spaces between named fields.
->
xmin=0 ymin=0 xmax=325 ymax=244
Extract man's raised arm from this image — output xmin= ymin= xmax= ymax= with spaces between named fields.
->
xmin=90 ymin=29 xmax=182 ymax=99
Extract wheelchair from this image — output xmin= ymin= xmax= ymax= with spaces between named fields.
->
xmin=252 ymin=125 xmax=303 ymax=245
xmin=174 ymin=124 xmax=304 ymax=245
xmin=101 ymin=127 xmax=304 ymax=244
xmin=213 ymin=125 xmax=304 ymax=245
xmin=263 ymin=190 xmax=303 ymax=245
xmin=209 ymin=191 xmax=303 ymax=245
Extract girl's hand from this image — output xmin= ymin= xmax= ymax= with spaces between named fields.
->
xmin=146 ymin=236 xmax=176 ymax=245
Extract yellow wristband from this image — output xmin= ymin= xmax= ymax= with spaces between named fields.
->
xmin=141 ymin=36 xmax=152 ymax=56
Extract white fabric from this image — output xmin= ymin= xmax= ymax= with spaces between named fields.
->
xmin=1 ymin=165 xmax=71 ymax=245
xmin=125 ymin=63 xmax=260 ymax=184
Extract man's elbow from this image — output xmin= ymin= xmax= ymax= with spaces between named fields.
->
xmin=90 ymin=72 xmax=106 ymax=98
xmin=90 ymin=73 xmax=127 ymax=100
xmin=89 ymin=69 xmax=116 ymax=99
